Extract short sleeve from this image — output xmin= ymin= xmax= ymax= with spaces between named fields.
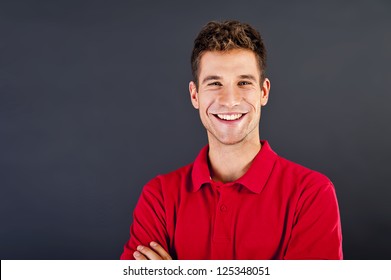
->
xmin=283 ymin=181 xmax=343 ymax=259
xmin=120 ymin=177 xmax=169 ymax=260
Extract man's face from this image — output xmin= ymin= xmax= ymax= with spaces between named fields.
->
xmin=189 ymin=49 xmax=270 ymax=146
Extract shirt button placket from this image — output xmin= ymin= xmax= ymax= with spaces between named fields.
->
xmin=214 ymin=187 xmax=230 ymax=240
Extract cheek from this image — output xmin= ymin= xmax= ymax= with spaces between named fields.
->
xmin=245 ymin=96 xmax=261 ymax=112
xmin=197 ymin=103 xmax=210 ymax=123
xmin=199 ymin=97 xmax=214 ymax=114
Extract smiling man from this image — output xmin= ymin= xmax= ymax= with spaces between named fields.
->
xmin=120 ymin=20 xmax=343 ymax=260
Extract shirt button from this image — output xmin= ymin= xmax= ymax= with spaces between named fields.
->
xmin=220 ymin=205 xmax=227 ymax=212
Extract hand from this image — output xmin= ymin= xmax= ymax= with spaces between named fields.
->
xmin=133 ymin=241 xmax=172 ymax=260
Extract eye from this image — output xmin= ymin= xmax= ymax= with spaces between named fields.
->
xmin=238 ymin=81 xmax=251 ymax=86
xmin=208 ymin=81 xmax=222 ymax=86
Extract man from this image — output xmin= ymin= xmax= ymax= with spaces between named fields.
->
xmin=120 ymin=20 xmax=343 ymax=260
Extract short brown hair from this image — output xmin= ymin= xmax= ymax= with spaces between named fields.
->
xmin=191 ymin=20 xmax=267 ymax=87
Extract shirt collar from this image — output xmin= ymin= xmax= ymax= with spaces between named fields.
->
xmin=191 ymin=145 xmax=211 ymax=192
xmin=191 ymin=140 xmax=278 ymax=193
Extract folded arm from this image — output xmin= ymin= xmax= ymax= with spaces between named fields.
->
xmin=120 ymin=178 xmax=173 ymax=260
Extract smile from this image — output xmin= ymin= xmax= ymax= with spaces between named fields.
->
xmin=214 ymin=113 xmax=244 ymax=121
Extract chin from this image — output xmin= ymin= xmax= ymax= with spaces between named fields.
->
xmin=217 ymin=136 xmax=246 ymax=146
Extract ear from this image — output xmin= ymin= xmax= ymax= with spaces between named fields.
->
xmin=260 ymin=78 xmax=271 ymax=106
xmin=189 ymin=81 xmax=199 ymax=109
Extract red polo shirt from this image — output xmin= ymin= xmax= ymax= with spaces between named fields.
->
xmin=120 ymin=141 xmax=343 ymax=259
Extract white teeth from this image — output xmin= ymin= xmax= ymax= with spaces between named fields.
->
xmin=217 ymin=114 xmax=243 ymax=121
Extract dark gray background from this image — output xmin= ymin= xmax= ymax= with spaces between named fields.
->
xmin=1 ymin=0 xmax=390 ymax=259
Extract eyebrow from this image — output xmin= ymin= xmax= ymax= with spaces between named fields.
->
xmin=201 ymin=75 xmax=222 ymax=84
xmin=238 ymin=74 xmax=258 ymax=82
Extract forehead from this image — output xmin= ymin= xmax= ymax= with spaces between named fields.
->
xmin=198 ymin=49 xmax=260 ymax=79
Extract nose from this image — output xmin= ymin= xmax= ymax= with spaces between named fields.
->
xmin=218 ymin=85 xmax=241 ymax=108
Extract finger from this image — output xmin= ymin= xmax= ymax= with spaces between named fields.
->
xmin=133 ymin=250 xmax=147 ymax=260
xmin=137 ymin=245 xmax=162 ymax=260
xmin=150 ymin=241 xmax=172 ymax=260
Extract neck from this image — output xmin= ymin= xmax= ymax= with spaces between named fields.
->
xmin=208 ymin=137 xmax=261 ymax=183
